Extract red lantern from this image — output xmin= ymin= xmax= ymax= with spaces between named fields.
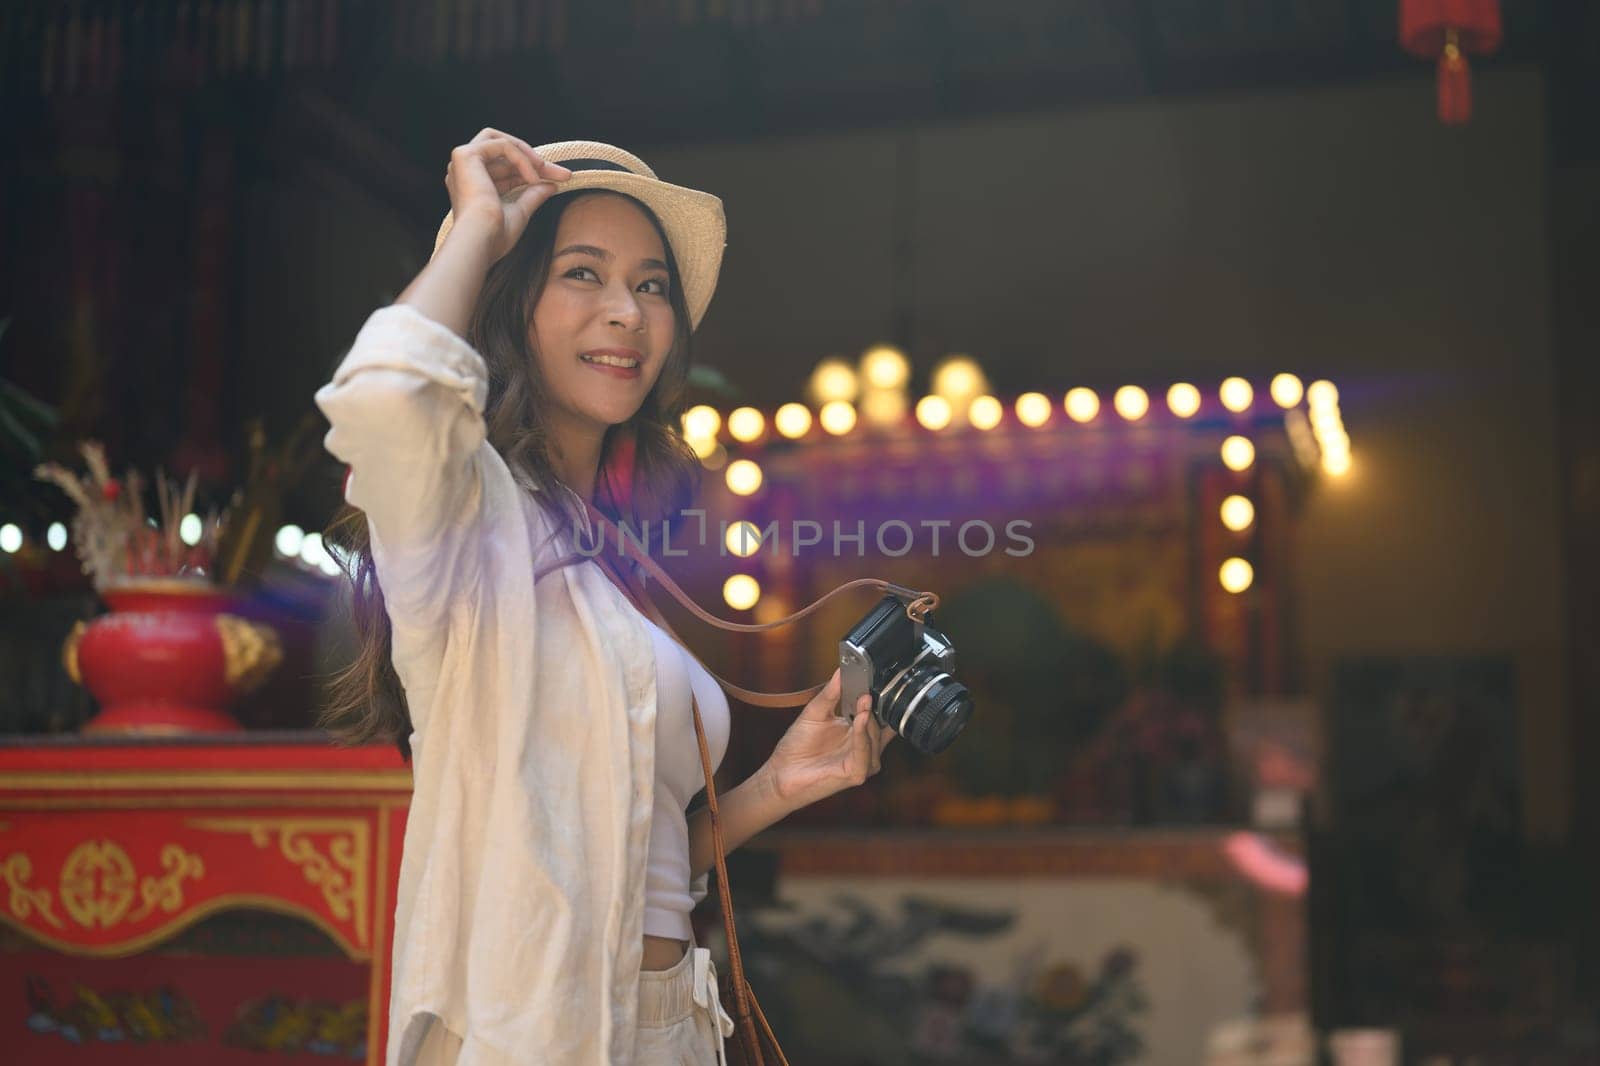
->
xmin=1400 ymin=0 xmax=1502 ymax=124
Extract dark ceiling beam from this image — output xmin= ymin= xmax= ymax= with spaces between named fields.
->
xmin=1 ymin=1 xmax=1557 ymax=158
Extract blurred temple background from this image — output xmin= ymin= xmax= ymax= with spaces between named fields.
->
xmin=1 ymin=1 xmax=1598 ymax=1063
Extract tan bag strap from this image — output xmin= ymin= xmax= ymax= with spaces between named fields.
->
xmin=570 ymin=501 xmax=939 ymax=1066
xmin=584 ymin=545 xmax=785 ymax=1064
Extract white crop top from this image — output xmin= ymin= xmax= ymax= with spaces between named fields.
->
xmin=639 ymin=612 xmax=730 ymax=941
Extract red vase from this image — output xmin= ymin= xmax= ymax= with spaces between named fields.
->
xmin=62 ymin=578 xmax=283 ymax=734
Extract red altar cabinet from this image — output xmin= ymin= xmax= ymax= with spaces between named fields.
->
xmin=0 ymin=737 xmax=411 ymax=1066
xmin=0 ymin=741 xmax=1310 ymax=1065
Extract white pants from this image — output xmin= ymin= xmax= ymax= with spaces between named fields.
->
xmin=411 ymin=935 xmax=736 ymax=1065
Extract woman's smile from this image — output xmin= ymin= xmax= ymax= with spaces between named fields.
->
xmin=579 ymin=348 xmax=644 ymax=379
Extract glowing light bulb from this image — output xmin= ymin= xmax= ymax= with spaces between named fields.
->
xmin=807 ymin=358 xmax=859 ymax=405
xmin=723 ymin=574 xmax=760 ymax=611
xmin=47 ymin=522 xmax=68 ymax=551
xmin=725 ymin=520 xmax=763 ymax=557
xmin=968 ymin=395 xmax=1003 ymax=430
xmin=860 ymin=388 xmax=908 ymax=427
xmin=300 ymin=531 xmax=329 ymax=569
xmin=0 ymin=524 xmax=21 ymax=554
xmin=1113 ymin=386 xmax=1149 ymax=421
xmin=1167 ymin=383 xmax=1201 ymax=419
xmin=1220 ymin=495 xmax=1255 ymax=532
xmin=1064 ymin=388 xmax=1100 ymax=423
xmin=774 ymin=403 xmax=812 ymax=439
xmin=931 ymin=356 xmax=986 ymax=404
xmin=725 ymin=459 xmax=764 ymax=496
xmin=689 ymin=434 xmax=719 ymax=460
xmin=1310 ymin=406 xmax=1343 ymax=434
xmin=1220 ymin=377 xmax=1254 ymax=414
xmin=682 ymin=405 xmax=721 ymax=441
xmin=1270 ymin=374 xmax=1304 ymax=409
xmin=727 ymin=407 xmax=765 ymax=443
xmin=1015 ymin=392 xmax=1052 ymax=428
xmin=1221 ymin=435 xmax=1256 ymax=472
xmin=819 ymin=400 xmax=857 ymax=435
xmin=275 ymin=524 xmax=306 ymax=558
xmin=1220 ymin=557 xmax=1254 ymax=594
xmin=754 ymin=594 xmax=791 ymax=626
xmin=915 ymin=395 xmax=953 ymax=431
xmin=1306 ymin=380 xmax=1339 ymax=410
xmin=180 ymin=513 xmax=203 ymax=547
xmin=860 ymin=345 xmax=910 ymax=390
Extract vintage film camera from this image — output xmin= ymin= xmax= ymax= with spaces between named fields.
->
xmin=838 ymin=592 xmax=973 ymax=755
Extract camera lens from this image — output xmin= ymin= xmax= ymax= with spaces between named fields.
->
xmin=879 ymin=666 xmax=973 ymax=755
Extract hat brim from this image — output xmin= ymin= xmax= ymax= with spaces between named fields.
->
xmin=432 ymin=170 xmax=726 ymax=332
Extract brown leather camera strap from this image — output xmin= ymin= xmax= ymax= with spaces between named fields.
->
xmin=529 ymin=501 xmax=939 ymax=709
xmin=560 ymin=500 xmax=938 ymax=1066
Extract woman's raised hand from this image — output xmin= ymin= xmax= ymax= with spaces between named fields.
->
xmin=398 ymin=130 xmax=570 ymax=333
xmin=444 ymin=128 xmax=573 ymax=263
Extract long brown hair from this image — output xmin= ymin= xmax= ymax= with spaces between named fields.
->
xmin=320 ymin=190 xmax=703 ymax=757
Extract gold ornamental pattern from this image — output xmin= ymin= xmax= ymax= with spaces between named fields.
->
xmin=188 ymin=818 xmax=370 ymax=946
xmin=59 ymin=840 xmax=138 ymax=928
xmin=2 ymin=853 xmax=65 ymax=929
xmin=212 ymin=614 xmax=283 ymax=692
xmin=61 ymin=620 xmax=87 ymax=684
xmin=0 ymin=840 xmax=205 ymax=932
xmin=128 ymin=844 xmax=207 ymax=922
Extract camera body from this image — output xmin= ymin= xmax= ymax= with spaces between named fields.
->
xmin=839 ymin=594 xmax=973 ymax=755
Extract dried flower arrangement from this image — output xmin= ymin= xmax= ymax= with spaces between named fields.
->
xmin=212 ymin=413 xmax=322 ymax=586
xmin=34 ymin=441 xmax=225 ymax=590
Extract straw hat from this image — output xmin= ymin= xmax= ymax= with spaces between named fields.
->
xmin=431 ymin=139 xmax=726 ymax=331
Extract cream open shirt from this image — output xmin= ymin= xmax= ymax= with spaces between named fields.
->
xmin=316 ymin=303 xmax=706 ymax=1065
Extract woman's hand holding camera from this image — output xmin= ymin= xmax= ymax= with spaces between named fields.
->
xmin=762 ymin=668 xmax=897 ymax=814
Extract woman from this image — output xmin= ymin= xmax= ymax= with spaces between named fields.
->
xmin=315 ymin=132 xmax=895 ymax=1066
